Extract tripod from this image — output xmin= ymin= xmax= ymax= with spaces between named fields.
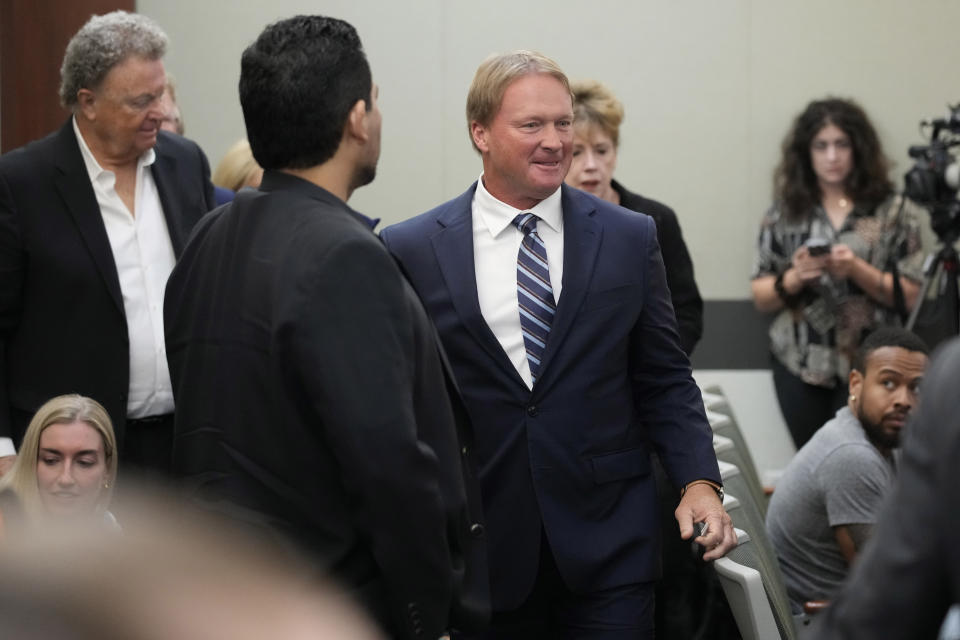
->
xmin=906 ymin=228 xmax=960 ymax=348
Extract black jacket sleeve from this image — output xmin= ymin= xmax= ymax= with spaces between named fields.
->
xmin=614 ymin=183 xmax=703 ymax=356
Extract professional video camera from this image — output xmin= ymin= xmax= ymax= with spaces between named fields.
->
xmin=901 ymin=103 xmax=960 ymax=347
xmin=903 ymin=103 xmax=960 ymax=242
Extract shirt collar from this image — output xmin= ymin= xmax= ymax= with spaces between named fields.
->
xmin=72 ymin=116 xmax=156 ymax=186
xmin=258 ymin=169 xmax=380 ymax=231
xmin=473 ymin=175 xmax=563 ymax=238
xmin=356 ymin=213 xmax=381 ymax=230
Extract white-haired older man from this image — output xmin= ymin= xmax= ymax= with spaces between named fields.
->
xmin=0 ymin=11 xmax=215 ymax=476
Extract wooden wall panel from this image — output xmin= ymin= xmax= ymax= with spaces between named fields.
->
xmin=1 ymin=0 xmax=133 ymax=153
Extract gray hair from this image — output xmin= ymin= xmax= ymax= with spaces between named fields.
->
xmin=59 ymin=10 xmax=168 ymax=109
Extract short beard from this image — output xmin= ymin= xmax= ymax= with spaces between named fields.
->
xmin=857 ymin=404 xmax=901 ymax=451
xmin=350 ymin=162 xmax=377 ymax=192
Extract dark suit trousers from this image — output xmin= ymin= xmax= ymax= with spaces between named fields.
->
xmin=121 ymin=414 xmax=174 ymax=478
xmin=458 ymin=531 xmax=654 ymax=640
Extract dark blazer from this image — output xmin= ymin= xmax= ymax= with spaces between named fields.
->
xmin=381 ymin=183 xmax=720 ymax=611
xmin=165 ymin=171 xmax=488 ymax=640
xmin=811 ymin=337 xmax=960 ymax=639
xmin=0 ymin=119 xmax=214 ymax=445
xmin=612 ymin=180 xmax=703 ymax=356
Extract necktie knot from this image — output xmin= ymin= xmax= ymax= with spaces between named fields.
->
xmin=512 ymin=212 xmax=539 ymax=236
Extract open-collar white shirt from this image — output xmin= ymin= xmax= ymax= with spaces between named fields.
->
xmin=0 ymin=123 xmax=178 ymax=456
xmin=472 ymin=177 xmax=564 ymax=390
xmin=73 ymin=116 xmax=175 ymax=420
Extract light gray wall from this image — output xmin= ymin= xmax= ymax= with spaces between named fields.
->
xmin=139 ymin=0 xmax=959 ymax=299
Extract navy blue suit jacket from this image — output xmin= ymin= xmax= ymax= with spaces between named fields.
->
xmin=381 ymin=183 xmax=720 ymax=610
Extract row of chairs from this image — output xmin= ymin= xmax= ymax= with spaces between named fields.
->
xmin=701 ymin=385 xmax=806 ymax=640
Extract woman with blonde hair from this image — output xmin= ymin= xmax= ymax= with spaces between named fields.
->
xmin=0 ymin=394 xmax=118 ymax=531
xmin=213 ymin=138 xmax=263 ymax=193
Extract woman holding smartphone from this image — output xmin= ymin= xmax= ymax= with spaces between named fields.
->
xmin=751 ymin=98 xmax=926 ymax=448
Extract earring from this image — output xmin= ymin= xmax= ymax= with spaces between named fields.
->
xmin=103 ymin=482 xmax=110 ymax=489
xmin=849 ymin=395 xmax=856 ymax=402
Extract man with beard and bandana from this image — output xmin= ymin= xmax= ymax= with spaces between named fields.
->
xmin=765 ymin=326 xmax=928 ymax=610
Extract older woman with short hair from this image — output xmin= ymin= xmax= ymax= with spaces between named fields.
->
xmin=564 ymin=80 xmax=703 ymax=355
xmin=0 ymin=395 xmax=118 ymax=532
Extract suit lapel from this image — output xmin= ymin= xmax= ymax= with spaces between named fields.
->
xmin=431 ymin=188 xmax=526 ymax=387
xmin=53 ymin=121 xmax=125 ymax=316
xmin=536 ymin=185 xmax=602 ymax=379
xmin=151 ymin=139 xmax=185 ymax=254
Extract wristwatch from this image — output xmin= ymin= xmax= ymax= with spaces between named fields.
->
xmin=681 ymin=479 xmax=724 ymax=502
xmin=774 ymin=269 xmax=803 ymax=308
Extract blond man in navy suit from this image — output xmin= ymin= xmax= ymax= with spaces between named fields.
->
xmin=382 ymin=51 xmax=735 ymax=639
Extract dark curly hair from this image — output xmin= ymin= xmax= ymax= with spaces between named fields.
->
xmin=240 ymin=15 xmax=371 ymax=171
xmin=774 ymin=98 xmax=893 ymax=221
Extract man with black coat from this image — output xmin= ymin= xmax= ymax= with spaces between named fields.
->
xmin=164 ymin=15 xmax=487 ymax=640
xmin=0 ymin=11 xmax=215 ymax=476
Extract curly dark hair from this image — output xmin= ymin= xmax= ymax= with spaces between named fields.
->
xmin=240 ymin=15 xmax=371 ymax=171
xmin=774 ymin=98 xmax=893 ymax=221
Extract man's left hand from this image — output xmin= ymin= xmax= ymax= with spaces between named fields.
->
xmin=675 ymin=482 xmax=737 ymax=561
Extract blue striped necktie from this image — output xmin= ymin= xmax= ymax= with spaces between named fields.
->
xmin=513 ymin=212 xmax=556 ymax=384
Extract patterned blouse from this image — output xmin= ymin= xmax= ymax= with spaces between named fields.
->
xmin=751 ymin=195 xmax=925 ymax=388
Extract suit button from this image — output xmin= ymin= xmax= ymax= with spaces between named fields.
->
xmin=469 ymin=523 xmax=484 ymax=538
xmin=461 ymin=446 xmax=468 ymax=455
xmin=527 ymin=405 xmax=538 ymax=417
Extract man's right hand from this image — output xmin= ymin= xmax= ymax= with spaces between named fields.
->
xmin=0 ymin=455 xmax=16 ymax=477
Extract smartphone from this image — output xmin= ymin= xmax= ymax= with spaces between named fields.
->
xmin=804 ymin=238 xmax=832 ymax=257
xmin=692 ymin=521 xmax=710 ymax=559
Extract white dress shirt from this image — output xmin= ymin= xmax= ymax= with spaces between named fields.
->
xmin=74 ymin=117 xmax=176 ymax=419
xmin=0 ymin=123 xmax=177 ymax=456
xmin=472 ymin=176 xmax=564 ymax=389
